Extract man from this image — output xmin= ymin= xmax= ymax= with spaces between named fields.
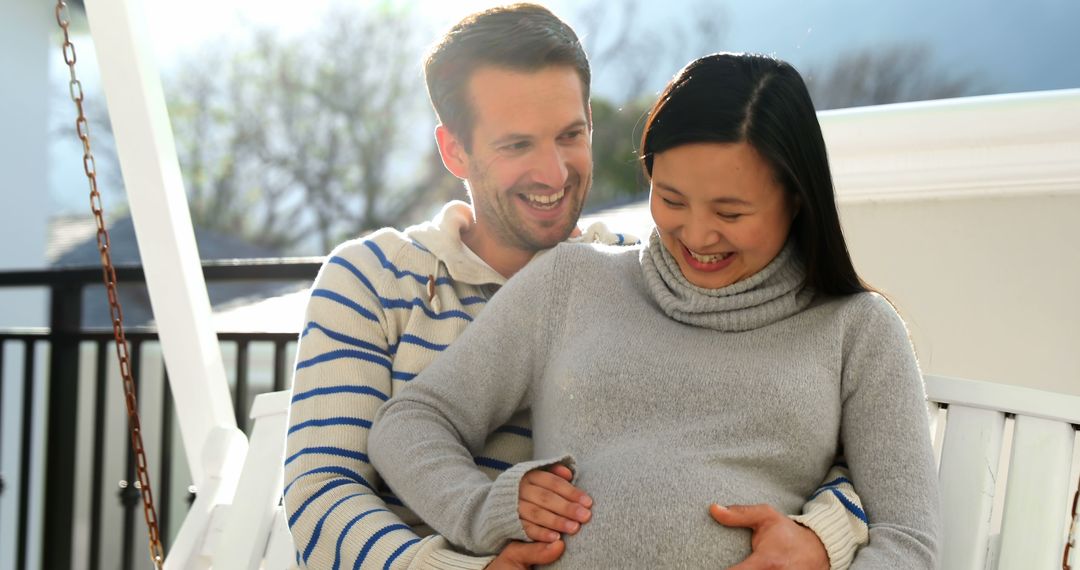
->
xmin=284 ymin=4 xmax=867 ymax=569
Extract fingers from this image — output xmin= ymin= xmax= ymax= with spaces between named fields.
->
xmin=709 ymin=504 xmax=781 ymax=530
xmin=490 ymin=540 xmax=565 ymax=569
xmin=522 ymin=520 xmax=561 ymax=543
xmin=547 ymin=463 xmax=574 ymax=482
xmin=518 ymin=489 xmax=589 ymax=535
xmin=518 ymin=467 xmax=592 ymax=538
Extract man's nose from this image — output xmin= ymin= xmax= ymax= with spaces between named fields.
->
xmin=532 ymin=143 xmax=570 ymax=189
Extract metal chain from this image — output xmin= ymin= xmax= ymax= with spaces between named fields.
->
xmin=54 ymin=2 xmax=165 ymax=567
xmin=1066 ymin=483 xmax=1078 ymax=569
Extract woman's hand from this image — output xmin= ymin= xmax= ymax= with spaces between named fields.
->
xmin=518 ymin=464 xmax=593 ymax=542
xmin=710 ymin=504 xmax=829 ymax=570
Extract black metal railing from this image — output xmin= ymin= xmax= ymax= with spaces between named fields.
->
xmin=0 ymin=258 xmax=321 ymax=570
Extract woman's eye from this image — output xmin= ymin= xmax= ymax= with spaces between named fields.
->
xmin=718 ymin=213 xmax=743 ymax=220
xmin=662 ymin=197 xmax=684 ymax=207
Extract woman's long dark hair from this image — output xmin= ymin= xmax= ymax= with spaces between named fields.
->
xmin=641 ymin=53 xmax=868 ymax=296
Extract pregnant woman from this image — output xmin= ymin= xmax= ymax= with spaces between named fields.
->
xmin=369 ymin=52 xmax=940 ymax=568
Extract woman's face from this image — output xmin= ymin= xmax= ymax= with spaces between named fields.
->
xmin=649 ymin=142 xmax=795 ymax=289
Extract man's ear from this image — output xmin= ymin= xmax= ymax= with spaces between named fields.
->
xmin=435 ymin=125 xmax=469 ymax=180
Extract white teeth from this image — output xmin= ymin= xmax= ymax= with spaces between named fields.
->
xmin=524 ymin=188 xmax=565 ymax=208
xmin=688 ymin=249 xmax=731 ymax=264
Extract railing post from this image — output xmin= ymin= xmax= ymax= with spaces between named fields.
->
xmin=42 ymin=282 xmax=83 ymax=570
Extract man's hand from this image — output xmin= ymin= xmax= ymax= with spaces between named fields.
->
xmin=710 ymin=504 xmax=830 ymax=570
xmin=485 ymin=540 xmax=565 ymax=570
xmin=518 ymin=464 xmax=592 ymax=542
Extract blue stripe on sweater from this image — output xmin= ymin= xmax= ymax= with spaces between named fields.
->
xmin=311 ymin=289 xmax=381 ymax=322
xmin=494 ymin=425 xmax=533 ymax=438
xmin=391 ymin=371 xmax=417 ymax=382
xmin=328 ymin=256 xmax=389 ymax=300
xmin=284 ymin=466 xmax=373 ymax=498
xmin=380 ymin=493 xmax=404 ymax=507
xmin=332 ymin=508 xmax=388 ymax=570
xmin=329 ymin=254 xmax=480 ymax=319
xmin=380 ymin=296 xmax=474 ymax=321
xmin=474 ymin=456 xmax=512 ymax=471
xmin=288 ymin=416 xmax=372 ymax=436
xmin=289 ymin=478 xmax=353 ymax=528
xmin=305 ymin=493 xmax=363 ymax=563
xmin=303 ymin=322 xmax=388 ymax=356
xmin=354 ymin=524 xmax=412 ymax=570
xmin=363 ymin=241 xmax=453 ymax=286
xmin=286 ymin=446 xmax=368 ymax=467
xmin=296 ymin=348 xmax=391 ymax=372
xmin=390 ymin=333 xmax=449 ymax=354
xmin=384 ymin=538 xmax=421 ymax=569
xmin=616 ymin=233 xmax=625 ymax=245
xmin=292 ymin=385 xmax=389 ymax=404
xmin=831 ymin=488 xmax=868 ymax=523
xmin=818 ymin=476 xmax=852 ymax=490
xmin=807 ymin=485 xmax=868 ymax=524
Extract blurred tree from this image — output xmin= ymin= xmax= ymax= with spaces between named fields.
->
xmin=167 ymin=5 xmax=441 ymax=254
xmin=575 ymin=0 xmax=731 ymax=209
xmin=806 ymin=44 xmax=988 ymax=110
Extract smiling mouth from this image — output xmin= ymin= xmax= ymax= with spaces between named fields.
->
xmin=686 ymin=248 xmax=734 ymax=264
xmin=521 ymin=188 xmax=566 ymax=210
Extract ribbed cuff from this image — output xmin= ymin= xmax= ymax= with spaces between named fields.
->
xmin=478 ymin=455 xmax=576 ymax=552
xmin=790 ymin=491 xmax=868 ymax=570
xmin=409 ymin=536 xmax=494 ymax=570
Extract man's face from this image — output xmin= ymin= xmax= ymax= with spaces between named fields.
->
xmin=454 ymin=66 xmax=592 ymax=252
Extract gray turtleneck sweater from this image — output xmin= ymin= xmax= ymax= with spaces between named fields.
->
xmin=369 ymin=236 xmax=940 ymax=569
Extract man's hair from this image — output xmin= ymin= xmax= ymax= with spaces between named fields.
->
xmin=424 ymin=3 xmax=590 ymax=151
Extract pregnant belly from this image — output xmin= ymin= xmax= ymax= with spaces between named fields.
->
xmin=543 ymin=451 xmax=791 ymax=569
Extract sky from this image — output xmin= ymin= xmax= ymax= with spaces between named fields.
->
xmin=137 ymin=0 xmax=1080 ymax=96
xmin=47 ymin=0 xmax=1080 ymax=224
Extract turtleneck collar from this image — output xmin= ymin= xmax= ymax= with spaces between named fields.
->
xmin=640 ymin=230 xmax=813 ymax=332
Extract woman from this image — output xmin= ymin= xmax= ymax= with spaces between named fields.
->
xmin=369 ymin=53 xmax=940 ymax=568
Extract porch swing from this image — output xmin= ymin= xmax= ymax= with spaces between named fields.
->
xmin=57 ymin=0 xmax=1080 ymax=568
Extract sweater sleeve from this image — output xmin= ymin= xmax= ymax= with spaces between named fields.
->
xmin=792 ymin=464 xmax=869 ymax=570
xmin=284 ymin=239 xmax=493 ymax=570
xmin=369 ymin=248 xmax=568 ymax=555
xmin=840 ymin=295 xmax=942 ymax=568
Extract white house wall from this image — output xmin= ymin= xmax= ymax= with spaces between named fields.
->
xmin=841 ymin=194 xmax=1080 ymax=397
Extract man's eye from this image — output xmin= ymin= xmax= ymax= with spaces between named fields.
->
xmin=501 ymin=141 xmax=531 ymax=152
xmin=560 ymin=130 xmax=584 ymax=141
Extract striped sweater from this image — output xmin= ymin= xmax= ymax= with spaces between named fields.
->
xmin=284 ymin=201 xmax=868 ymax=569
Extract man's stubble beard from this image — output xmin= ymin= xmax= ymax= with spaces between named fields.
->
xmin=470 ymin=169 xmax=590 ymax=253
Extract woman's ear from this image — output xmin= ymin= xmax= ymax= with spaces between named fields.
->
xmin=435 ymin=125 xmax=469 ymax=180
xmin=789 ymin=192 xmax=802 ymax=220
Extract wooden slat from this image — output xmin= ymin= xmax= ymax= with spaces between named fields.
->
xmin=212 ymin=390 xmax=291 ymax=569
xmin=925 ymin=375 xmax=1080 ymax=425
xmin=996 ymin=415 xmax=1075 ymax=569
xmin=937 ymin=405 xmax=1006 ymax=570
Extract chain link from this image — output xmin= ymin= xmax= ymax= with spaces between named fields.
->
xmin=54 ymin=2 xmax=165 ymax=567
xmin=1066 ymin=485 xmax=1078 ymax=569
